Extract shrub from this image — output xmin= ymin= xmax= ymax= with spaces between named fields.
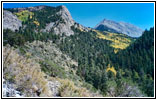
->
xmin=3 ymin=45 xmax=52 ymax=97
xmin=58 ymin=79 xmax=91 ymax=97
xmin=39 ymin=59 xmax=66 ymax=78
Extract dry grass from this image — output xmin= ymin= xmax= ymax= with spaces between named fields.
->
xmin=58 ymin=79 xmax=92 ymax=97
xmin=3 ymin=45 xmax=52 ymax=97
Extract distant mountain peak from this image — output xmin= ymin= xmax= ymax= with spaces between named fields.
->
xmin=95 ymin=18 xmax=143 ymax=37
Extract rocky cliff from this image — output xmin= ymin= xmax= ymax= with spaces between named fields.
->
xmin=41 ymin=6 xmax=89 ymax=36
xmin=3 ymin=10 xmax=22 ymax=32
xmin=41 ymin=6 xmax=75 ymax=36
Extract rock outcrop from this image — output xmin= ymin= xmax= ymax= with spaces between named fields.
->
xmin=107 ymin=82 xmax=145 ymax=97
xmin=3 ymin=10 xmax=22 ymax=32
xmin=41 ymin=6 xmax=75 ymax=36
xmin=3 ymin=79 xmax=23 ymax=97
xmin=73 ymin=22 xmax=91 ymax=32
xmin=48 ymin=80 xmax=61 ymax=97
xmin=41 ymin=5 xmax=90 ymax=36
xmin=95 ymin=19 xmax=143 ymax=37
xmin=53 ymin=6 xmax=75 ymax=36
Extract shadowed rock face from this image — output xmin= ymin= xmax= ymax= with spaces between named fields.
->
xmin=3 ymin=10 xmax=22 ymax=32
xmin=95 ymin=19 xmax=144 ymax=37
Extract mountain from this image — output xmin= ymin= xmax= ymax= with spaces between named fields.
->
xmin=3 ymin=5 xmax=89 ymax=36
xmin=3 ymin=5 xmax=102 ymax=97
xmin=3 ymin=5 xmax=154 ymax=97
xmin=94 ymin=19 xmax=143 ymax=37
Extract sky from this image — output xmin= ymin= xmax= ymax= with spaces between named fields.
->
xmin=3 ymin=3 xmax=154 ymax=30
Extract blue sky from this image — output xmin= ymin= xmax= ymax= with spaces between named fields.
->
xmin=3 ymin=3 xmax=154 ymax=30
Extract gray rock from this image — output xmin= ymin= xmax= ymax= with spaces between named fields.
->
xmin=74 ymin=22 xmax=91 ymax=32
xmin=106 ymin=82 xmax=145 ymax=97
xmin=41 ymin=22 xmax=55 ymax=32
xmin=3 ymin=79 xmax=23 ymax=97
xmin=41 ymin=5 xmax=90 ymax=36
xmin=95 ymin=18 xmax=144 ymax=37
xmin=119 ymin=83 xmax=145 ymax=97
xmin=48 ymin=81 xmax=61 ymax=97
xmin=3 ymin=10 xmax=22 ymax=32
xmin=41 ymin=6 xmax=75 ymax=36
xmin=57 ymin=6 xmax=74 ymax=26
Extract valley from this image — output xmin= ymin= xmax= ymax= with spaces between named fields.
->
xmin=2 ymin=4 xmax=154 ymax=97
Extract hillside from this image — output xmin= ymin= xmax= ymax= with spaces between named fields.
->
xmin=114 ymin=27 xmax=154 ymax=97
xmin=93 ymin=30 xmax=135 ymax=53
xmin=3 ymin=42 xmax=102 ymax=97
xmin=3 ymin=5 xmax=154 ymax=97
xmin=58 ymin=26 xmax=150 ymax=97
